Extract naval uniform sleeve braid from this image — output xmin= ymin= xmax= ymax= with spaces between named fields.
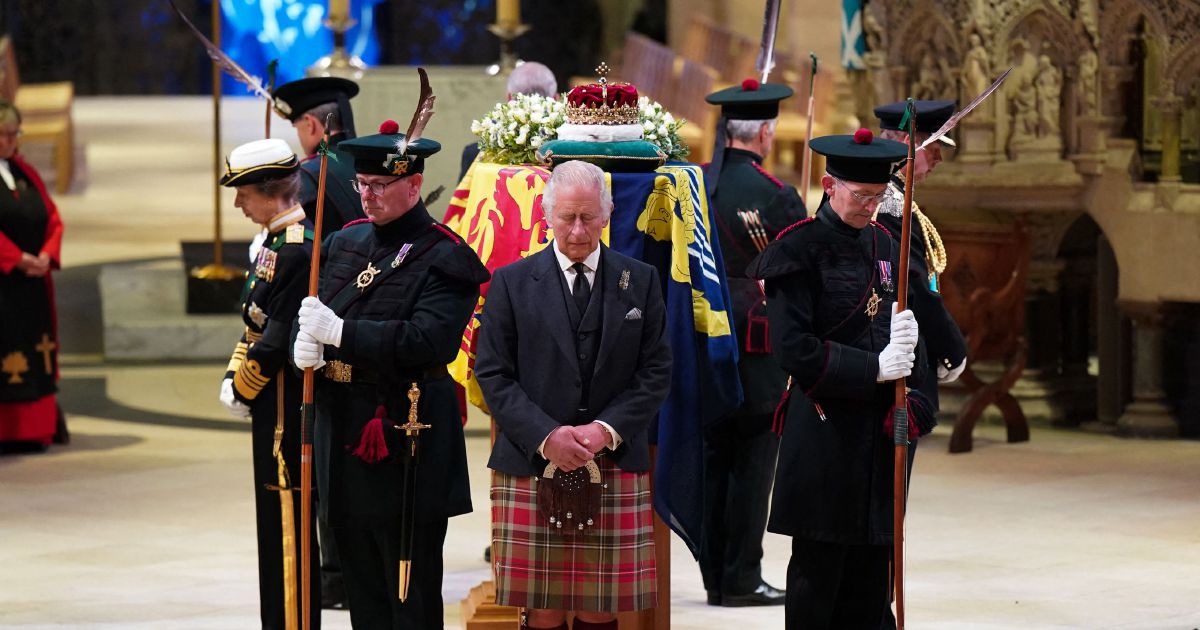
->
xmin=765 ymin=269 xmax=880 ymax=401
xmin=224 ymin=332 xmax=250 ymax=380
xmin=234 ymin=248 xmax=310 ymax=402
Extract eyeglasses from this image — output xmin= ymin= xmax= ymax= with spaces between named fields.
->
xmin=351 ymin=177 xmax=404 ymax=196
xmin=833 ymin=178 xmax=888 ymax=204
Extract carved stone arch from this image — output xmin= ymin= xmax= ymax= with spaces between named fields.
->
xmin=1099 ymin=0 xmax=1169 ymax=68
xmin=995 ymin=4 xmax=1089 ymax=69
xmin=1163 ymin=40 xmax=1200 ymax=98
xmin=884 ymin=1 xmax=963 ymax=101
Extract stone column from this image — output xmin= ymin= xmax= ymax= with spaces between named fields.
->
xmin=1116 ymin=301 xmax=1179 ymax=437
xmin=1154 ymin=93 xmax=1183 ymax=183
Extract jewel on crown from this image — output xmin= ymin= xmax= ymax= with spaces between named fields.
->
xmin=564 ymin=62 xmax=641 ymax=126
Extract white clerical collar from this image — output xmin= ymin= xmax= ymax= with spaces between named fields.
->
xmin=553 ymin=241 xmax=601 ymax=273
xmin=267 ymin=205 xmax=306 ymax=232
xmin=0 ymin=159 xmax=13 ymax=191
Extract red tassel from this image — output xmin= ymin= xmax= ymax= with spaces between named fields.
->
xmin=883 ymin=400 xmax=919 ymax=440
xmin=352 ymin=405 xmax=390 ymax=463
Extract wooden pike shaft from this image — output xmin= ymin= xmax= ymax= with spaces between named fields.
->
xmin=892 ymin=110 xmax=918 ymax=630
xmin=299 ymin=119 xmax=333 ymax=630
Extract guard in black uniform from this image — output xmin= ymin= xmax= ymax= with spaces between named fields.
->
xmin=292 ymin=119 xmax=490 ymax=630
xmin=273 ymin=76 xmax=365 ymax=238
xmin=698 ymin=79 xmax=805 ymax=607
xmin=748 ymin=130 xmax=939 ymax=630
xmin=873 ymin=99 xmax=967 ymax=411
xmin=273 ymin=76 xmax=364 ymax=608
xmin=216 ymin=138 xmax=321 ymax=630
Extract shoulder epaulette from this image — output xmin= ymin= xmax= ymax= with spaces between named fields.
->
xmin=870 ymin=220 xmax=893 ymax=238
xmin=775 ymin=216 xmax=816 ymax=240
xmin=342 ymin=218 xmax=372 ymax=230
xmin=751 ymin=161 xmax=785 ymax=189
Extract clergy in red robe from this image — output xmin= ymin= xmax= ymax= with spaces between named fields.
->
xmin=0 ymin=99 xmax=64 ymax=451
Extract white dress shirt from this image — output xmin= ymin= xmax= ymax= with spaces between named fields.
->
xmin=538 ymin=242 xmax=622 ymax=457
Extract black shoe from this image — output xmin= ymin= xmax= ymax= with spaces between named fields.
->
xmin=721 ymin=582 xmax=786 ymax=607
xmin=706 ymin=591 xmax=721 ymax=606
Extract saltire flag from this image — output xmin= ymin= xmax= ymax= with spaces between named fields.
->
xmin=443 ymin=161 xmax=742 ymax=555
xmin=841 ymin=0 xmax=866 ymax=70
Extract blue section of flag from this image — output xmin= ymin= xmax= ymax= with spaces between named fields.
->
xmin=219 ymin=0 xmax=383 ymax=90
xmin=841 ymin=0 xmax=865 ymax=70
xmin=609 ymin=164 xmax=742 ymax=556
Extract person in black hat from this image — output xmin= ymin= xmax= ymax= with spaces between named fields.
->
xmin=696 ymin=78 xmax=805 ymax=608
xmin=292 ymin=119 xmax=489 ymax=630
xmin=871 ymin=99 xmax=967 ymax=630
xmin=747 ymin=130 xmax=940 ymax=629
xmin=872 ymin=99 xmax=967 ymax=410
xmin=273 ymin=76 xmax=365 ymax=240
xmin=273 ymin=76 xmax=364 ymax=610
xmin=216 ymin=138 xmax=323 ymax=630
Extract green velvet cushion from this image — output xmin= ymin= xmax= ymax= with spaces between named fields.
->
xmin=536 ymin=139 xmax=666 ymax=173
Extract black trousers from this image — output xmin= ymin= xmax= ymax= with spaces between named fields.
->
xmin=699 ymin=413 xmax=779 ymax=595
xmin=251 ymin=385 xmax=321 ymax=630
xmin=785 ymin=537 xmax=890 ymax=630
xmin=334 ymin=516 xmax=449 ymax=629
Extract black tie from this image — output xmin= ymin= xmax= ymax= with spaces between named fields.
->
xmin=571 ymin=262 xmax=591 ymax=316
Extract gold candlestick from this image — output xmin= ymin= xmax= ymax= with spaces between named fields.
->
xmin=310 ymin=12 xmax=366 ymax=78
xmin=486 ymin=22 xmax=530 ymax=76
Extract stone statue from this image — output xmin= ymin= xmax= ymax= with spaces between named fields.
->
xmin=863 ymin=10 xmax=884 ymax=53
xmin=1078 ymin=0 xmax=1100 ymax=48
xmin=1035 ymin=55 xmax=1062 ymax=137
xmin=1010 ymin=78 xmax=1040 ymax=147
xmin=1077 ymin=49 xmax=1099 ymax=115
xmin=912 ymin=52 xmax=943 ymax=100
xmin=961 ymin=32 xmax=992 ymax=101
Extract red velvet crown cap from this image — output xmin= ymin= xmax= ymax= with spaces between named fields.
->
xmin=567 ymin=82 xmax=639 ymax=109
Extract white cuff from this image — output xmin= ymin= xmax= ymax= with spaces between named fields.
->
xmin=594 ymin=420 xmax=621 ymax=449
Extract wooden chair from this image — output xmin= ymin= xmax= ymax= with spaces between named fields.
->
xmin=937 ymin=219 xmax=1032 ymax=453
xmin=669 ymin=57 xmax=720 ymax=164
xmin=0 ymin=35 xmax=75 ymax=194
xmin=620 ymin=32 xmax=677 ymax=105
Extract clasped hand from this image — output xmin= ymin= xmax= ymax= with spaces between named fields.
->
xmin=16 ymin=252 xmax=51 ymax=278
xmin=543 ymin=423 xmax=611 ymax=472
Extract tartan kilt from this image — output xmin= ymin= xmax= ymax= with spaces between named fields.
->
xmin=491 ymin=456 xmax=657 ymax=613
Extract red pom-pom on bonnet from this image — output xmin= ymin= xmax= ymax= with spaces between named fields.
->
xmin=853 ymin=127 xmax=874 ymax=145
xmin=378 ymin=119 xmax=400 ymax=134
xmin=741 ymin=78 xmax=760 ymax=91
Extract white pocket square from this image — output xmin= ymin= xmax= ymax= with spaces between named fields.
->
xmin=625 ymin=307 xmax=642 ymax=321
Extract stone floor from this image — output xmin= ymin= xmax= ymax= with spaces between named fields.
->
xmin=3 ymin=98 xmax=1200 ymax=629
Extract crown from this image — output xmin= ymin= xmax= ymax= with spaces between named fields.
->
xmin=564 ymin=62 xmax=640 ymax=126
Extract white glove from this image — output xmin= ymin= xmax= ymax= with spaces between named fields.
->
xmin=938 ymin=358 xmax=966 ymax=384
xmin=298 ymin=296 xmax=344 ymax=347
xmin=219 ymin=378 xmax=252 ymax=418
xmin=293 ymin=330 xmax=326 ymax=370
xmin=878 ymin=304 xmax=918 ymax=382
xmin=888 ymin=304 xmax=919 ymax=348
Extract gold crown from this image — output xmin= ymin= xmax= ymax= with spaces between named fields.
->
xmin=564 ymin=62 xmax=640 ymax=126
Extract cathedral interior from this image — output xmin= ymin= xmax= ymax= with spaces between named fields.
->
xmin=1 ymin=1 xmax=1198 ymax=628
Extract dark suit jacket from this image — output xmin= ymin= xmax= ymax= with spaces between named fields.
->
xmin=476 ymin=243 xmax=672 ymax=476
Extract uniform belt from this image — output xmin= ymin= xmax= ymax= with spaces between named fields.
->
xmin=321 ymin=360 xmax=447 ymax=385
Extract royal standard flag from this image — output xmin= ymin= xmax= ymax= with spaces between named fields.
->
xmin=444 ymin=161 xmax=742 ymax=555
